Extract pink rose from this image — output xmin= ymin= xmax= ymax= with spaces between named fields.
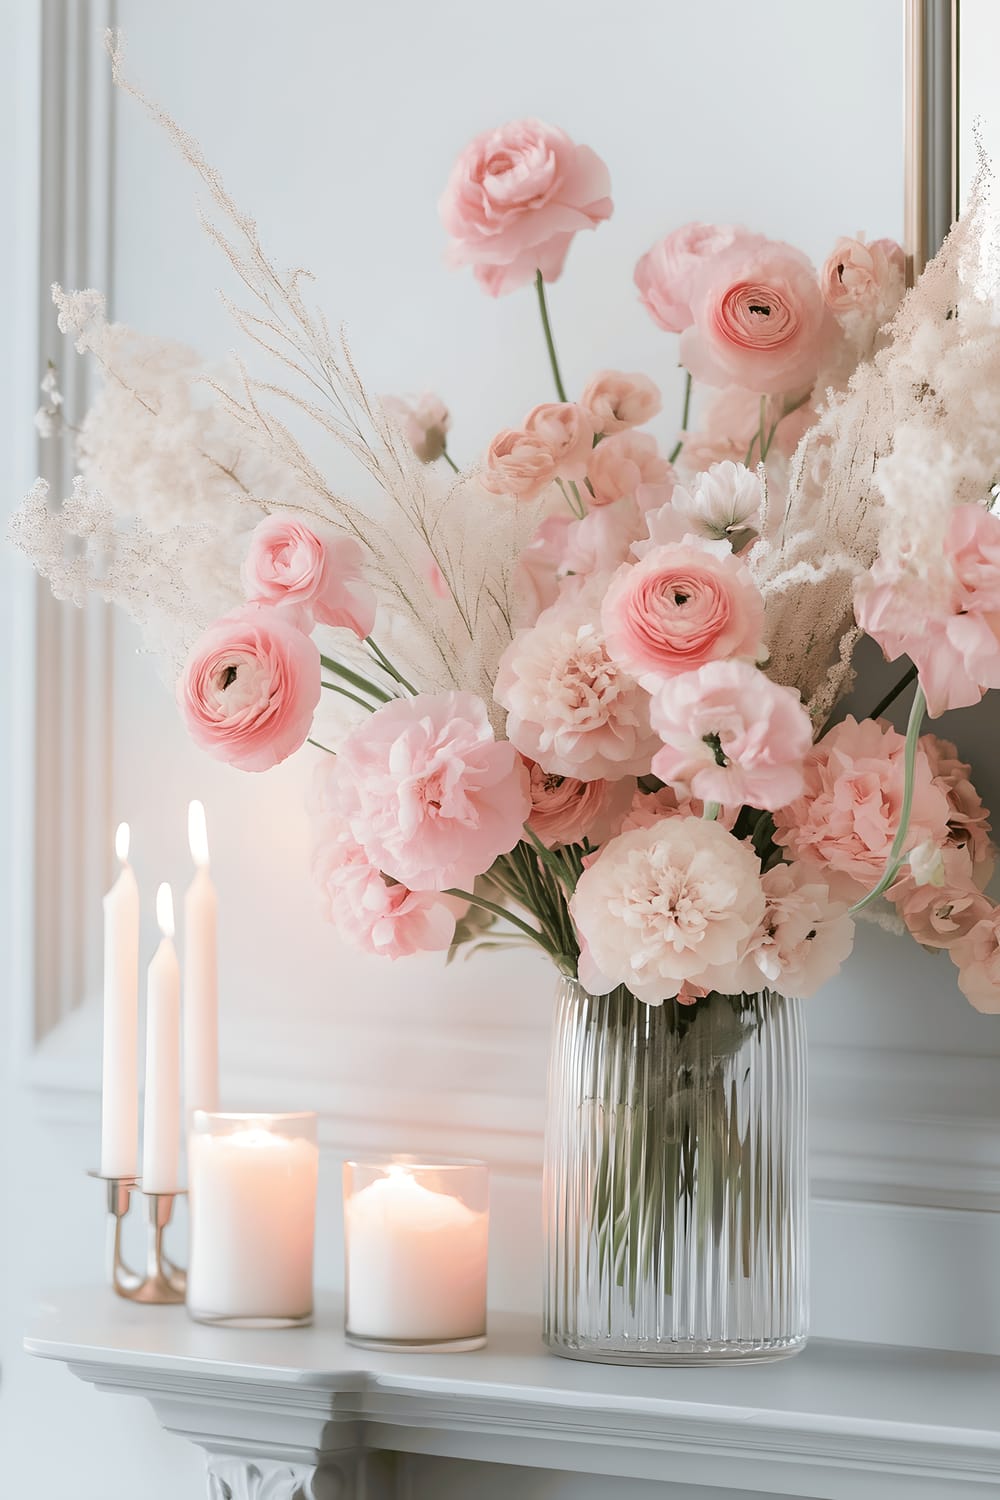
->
xmin=523 ymin=402 xmax=595 ymax=481
xmin=383 ymin=393 xmax=451 ymax=464
xmin=820 ymin=235 xmax=905 ymax=314
xmin=951 ymin=909 xmax=1000 ymax=1012
xmin=601 ymin=539 xmax=766 ymax=689
xmin=178 ymin=606 xmax=321 ymax=772
xmin=332 ymin=691 xmax=530 ymax=891
xmin=241 ymin=516 xmax=376 ymax=638
xmin=312 ymin=823 xmax=463 ymax=960
xmin=634 ymin=223 xmax=755 ymax=335
xmin=495 ymin=583 xmax=659 ymax=781
xmin=649 ymin=660 xmax=813 ymax=812
xmin=525 ymin=758 xmax=634 ymax=848
xmin=580 ymin=371 xmax=662 ymax=434
xmin=586 ymin=431 xmax=674 ymax=507
xmin=772 ymin=716 xmax=951 ymax=902
xmin=440 ymin=119 xmax=612 ymax=297
xmin=856 ymin=505 xmax=1000 ymax=717
xmin=482 ymin=428 xmax=558 ymax=501
xmin=680 ymin=239 xmax=837 ymax=395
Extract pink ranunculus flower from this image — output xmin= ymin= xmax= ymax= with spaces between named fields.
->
xmin=586 ymin=431 xmax=674 ymax=507
xmin=739 ymin=863 xmax=855 ymax=998
xmin=383 ymin=392 xmax=451 ymax=464
xmin=581 ymin=371 xmax=662 ymax=434
xmin=601 ymin=538 xmax=767 ymax=689
xmin=889 ymin=846 xmax=993 ymax=952
xmin=680 ymin=239 xmax=837 ymax=395
xmin=312 ymin=823 xmax=462 ymax=960
xmin=569 ymin=817 xmax=766 ymax=1005
xmin=951 ymin=909 xmax=1000 ymax=1012
xmin=495 ymin=583 xmax=660 ymax=781
xmin=525 ymin=758 xmax=635 ymax=849
xmin=772 ymin=716 xmax=951 ymax=903
xmin=481 ymin=427 xmax=559 ymax=502
xmin=634 ymin=223 xmax=756 ymax=335
xmin=856 ymin=505 xmax=1000 ymax=717
xmin=649 ymin=660 xmax=813 ymax=812
xmin=178 ymin=606 xmax=321 ymax=772
xmin=921 ymin=733 xmax=994 ymax=885
xmin=820 ymin=235 xmax=905 ymax=315
xmin=332 ymin=691 xmax=530 ymax=893
xmin=241 ymin=516 xmax=376 ymax=638
xmin=439 ymin=119 xmax=612 ymax=297
xmin=524 ymin=402 xmax=595 ymax=482
xmin=670 ymin=461 xmax=762 ymax=543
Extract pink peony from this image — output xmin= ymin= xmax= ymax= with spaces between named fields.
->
xmin=680 ymin=239 xmax=837 ymax=395
xmin=856 ymin=504 xmax=1000 ymax=717
xmin=670 ymin=461 xmax=762 ymax=543
xmin=440 ymin=119 xmax=612 ymax=297
xmin=525 ymin=759 xmax=634 ymax=848
xmin=178 ymin=606 xmax=321 ymax=772
xmin=820 ymin=235 xmax=905 ymax=314
xmin=333 ymin=691 xmax=531 ymax=892
xmin=921 ymin=734 xmax=994 ymax=884
xmin=649 ymin=660 xmax=813 ymax=811
xmin=586 ymin=431 xmax=674 ymax=507
xmin=241 ymin=516 xmax=376 ymax=638
xmin=569 ymin=817 xmax=766 ymax=1004
xmin=736 ymin=863 xmax=855 ymax=998
xmin=495 ymin=584 xmax=659 ymax=781
xmin=951 ymin=909 xmax=1000 ymax=1013
xmin=313 ymin=824 xmax=462 ymax=960
xmin=889 ymin=846 xmax=993 ymax=951
xmin=581 ymin=370 xmax=662 ymax=434
xmin=772 ymin=716 xmax=951 ymax=902
xmin=601 ymin=539 xmax=767 ymax=689
xmin=634 ymin=223 xmax=755 ymax=335
xmin=383 ymin=392 xmax=451 ymax=464
xmin=482 ymin=427 xmax=559 ymax=502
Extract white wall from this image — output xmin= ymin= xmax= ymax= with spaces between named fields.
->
xmin=11 ymin=3 xmax=999 ymax=1498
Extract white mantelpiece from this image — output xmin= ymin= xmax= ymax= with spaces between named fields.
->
xmin=25 ymin=1290 xmax=1000 ymax=1499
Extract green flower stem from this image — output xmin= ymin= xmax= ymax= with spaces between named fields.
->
xmin=446 ymin=886 xmax=554 ymax=954
xmin=522 ymin=826 xmax=578 ymax=893
xmin=868 ymin=662 xmax=918 ymax=722
xmin=850 ymin=684 xmax=927 ymax=914
xmin=319 ymin=653 xmax=392 ymax=704
xmin=307 ymin=736 xmax=336 ymax=755
xmin=668 ymin=371 xmax=694 ymax=464
xmin=703 ymin=801 xmax=721 ymax=821
xmin=365 ymin=636 xmax=417 ymax=695
xmin=556 ymin=478 xmax=585 ymax=518
xmin=568 ymin=480 xmax=588 ymax=514
xmin=320 ymin=680 xmax=376 ymax=712
xmin=535 ymin=269 xmax=568 ymax=402
xmin=442 ymin=448 xmax=461 ymax=474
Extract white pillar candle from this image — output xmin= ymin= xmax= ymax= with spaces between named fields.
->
xmin=187 ymin=1112 xmax=319 ymax=1326
xmin=343 ymin=1161 xmax=489 ymax=1348
xmin=100 ymin=822 xmax=140 ymax=1179
xmin=141 ymin=883 xmax=181 ymax=1193
xmin=183 ymin=800 xmax=218 ymax=1118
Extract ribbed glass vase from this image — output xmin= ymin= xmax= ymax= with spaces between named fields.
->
xmin=543 ymin=979 xmax=808 ymax=1365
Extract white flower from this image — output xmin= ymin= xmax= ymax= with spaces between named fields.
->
xmin=569 ymin=816 xmax=766 ymax=1004
xmin=738 ymin=863 xmax=855 ymax=998
xmin=670 ymin=460 xmax=762 ymax=542
xmin=908 ymin=838 xmax=947 ymax=888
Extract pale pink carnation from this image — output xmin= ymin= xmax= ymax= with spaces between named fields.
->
xmin=681 ymin=239 xmax=837 ymax=395
xmin=601 ymin=539 xmax=767 ymax=689
xmin=889 ymin=847 xmax=993 ymax=951
xmin=333 ymin=691 xmax=530 ymax=891
xmin=649 ymin=661 xmax=812 ymax=812
xmin=670 ymin=461 xmax=762 ymax=543
xmin=820 ymin=235 xmax=905 ymax=315
xmin=951 ymin=909 xmax=1000 ymax=1013
xmin=525 ymin=759 xmax=634 ymax=848
xmin=439 ymin=118 xmax=612 ymax=297
xmin=586 ymin=431 xmax=674 ymax=507
xmin=495 ymin=585 xmax=659 ymax=781
xmin=569 ymin=817 xmax=766 ymax=1005
xmin=383 ymin=393 xmax=451 ymax=464
xmin=737 ymin=864 xmax=855 ymax=998
xmin=313 ymin=825 xmax=462 ymax=960
xmin=581 ymin=371 xmax=662 ymax=434
xmin=772 ymin=716 xmax=951 ymax=902
xmin=921 ymin=733 xmax=994 ymax=884
xmin=634 ymin=223 xmax=756 ymax=335
xmin=178 ymin=606 xmax=321 ymax=773
xmin=482 ymin=428 xmax=559 ymax=501
xmin=241 ymin=516 xmax=376 ymax=639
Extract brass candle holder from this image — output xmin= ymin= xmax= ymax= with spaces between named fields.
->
xmin=88 ymin=1171 xmax=187 ymax=1303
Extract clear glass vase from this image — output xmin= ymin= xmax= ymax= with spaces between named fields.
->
xmin=543 ymin=979 xmax=808 ymax=1365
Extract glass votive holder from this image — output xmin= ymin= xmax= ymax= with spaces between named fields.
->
xmin=343 ymin=1156 xmax=489 ymax=1352
xmin=187 ymin=1110 xmax=319 ymax=1328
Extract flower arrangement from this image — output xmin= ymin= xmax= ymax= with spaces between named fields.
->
xmin=13 ymin=41 xmax=1000 ymax=1023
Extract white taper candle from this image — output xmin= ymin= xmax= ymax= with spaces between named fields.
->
xmin=141 ymin=882 xmax=181 ymax=1193
xmin=183 ymin=800 xmax=219 ymax=1119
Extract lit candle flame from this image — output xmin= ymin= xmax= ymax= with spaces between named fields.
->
xmin=114 ymin=822 xmax=130 ymax=864
xmin=188 ymin=799 xmax=210 ymax=869
xmin=156 ymin=882 xmax=175 ymax=939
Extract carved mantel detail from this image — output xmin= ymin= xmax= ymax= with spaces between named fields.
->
xmin=207 ymin=1456 xmax=355 ymax=1500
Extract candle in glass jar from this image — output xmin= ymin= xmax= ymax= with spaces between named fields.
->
xmin=100 ymin=822 xmax=140 ymax=1179
xmin=187 ymin=1111 xmax=319 ymax=1327
xmin=141 ymin=883 xmax=181 ymax=1193
xmin=343 ymin=1160 xmax=488 ymax=1350
xmin=183 ymin=800 xmax=218 ymax=1118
